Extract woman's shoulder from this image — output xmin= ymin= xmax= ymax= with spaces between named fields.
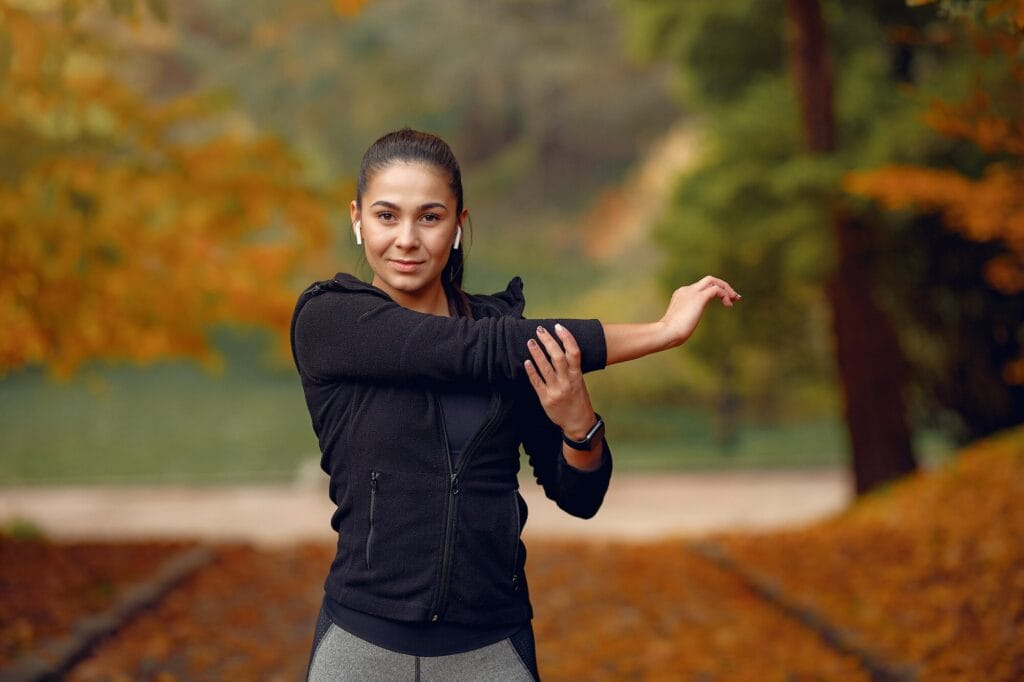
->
xmin=466 ymin=276 xmax=527 ymax=319
xmin=295 ymin=272 xmax=386 ymax=301
xmin=291 ymin=273 xmax=389 ymax=330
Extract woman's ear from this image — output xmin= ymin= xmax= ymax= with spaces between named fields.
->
xmin=350 ymin=200 xmax=362 ymax=246
xmin=454 ymin=208 xmax=469 ymax=250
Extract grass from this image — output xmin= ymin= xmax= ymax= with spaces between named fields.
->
xmin=0 ymin=329 xmax=320 ymax=485
xmin=0 ymin=365 xmax=318 ymax=485
xmin=0 ymin=329 xmax=956 ymax=485
xmin=600 ymin=404 xmax=956 ymax=472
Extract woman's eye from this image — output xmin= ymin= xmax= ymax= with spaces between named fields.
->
xmin=377 ymin=212 xmax=395 ymax=221
xmin=422 ymin=214 xmax=440 ymax=223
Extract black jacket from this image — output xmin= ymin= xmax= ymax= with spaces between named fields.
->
xmin=289 ymin=272 xmax=613 ymax=625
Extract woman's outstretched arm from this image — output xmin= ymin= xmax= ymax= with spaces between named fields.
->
xmin=603 ymin=275 xmax=741 ymax=365
xmin=291 ymin=284 xmax=607 ymax=386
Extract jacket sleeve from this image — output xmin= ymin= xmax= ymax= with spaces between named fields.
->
xmin=516 ymin=384 xmax=613 ymax=519
xmin=292 ymin=287 xmax=607 ymax=385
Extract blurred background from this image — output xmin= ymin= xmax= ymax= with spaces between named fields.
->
xmin=1 ymin=0 xmax=1021 ymax=495
xmin=2 ymin=1 xmax=1024 ymax=680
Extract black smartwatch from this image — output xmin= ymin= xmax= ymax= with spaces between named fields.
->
xmin=562 ymin=413 xmax=605 ymax=451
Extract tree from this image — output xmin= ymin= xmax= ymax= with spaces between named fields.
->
xmin=784 ymin=0 xmax=918 ymax=493
xmin=0 ymin=0 xmax=342 ymax=379
xmin=845 ymin=0 xmax=1024 ymax=387
xmin=621 ymin=0 xmax=987 ymax=493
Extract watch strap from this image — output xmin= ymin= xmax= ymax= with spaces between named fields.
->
xmin=562 ymin=413 xmax=605 ymax=451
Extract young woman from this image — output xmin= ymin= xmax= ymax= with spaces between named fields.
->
xmin=291 ymin=128 xmax=740 ymax=681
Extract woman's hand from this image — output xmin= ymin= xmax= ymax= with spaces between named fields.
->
xmin=603 ymin=275 xmax=741 ymax=366
xmin=658 ymin=275 xmax=740 ymax=348
xmin=523 ymin=324 xmax=597 ymax=440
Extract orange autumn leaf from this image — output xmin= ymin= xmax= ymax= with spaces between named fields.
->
xmin=843 ymin=164 xmax=1024 ymax=266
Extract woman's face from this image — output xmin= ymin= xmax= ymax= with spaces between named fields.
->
xmin=350 ymin=162 xmax=467 ymax=308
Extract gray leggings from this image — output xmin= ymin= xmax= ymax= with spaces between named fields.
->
xmin=305 ymin=604 xmax=541 ymax=681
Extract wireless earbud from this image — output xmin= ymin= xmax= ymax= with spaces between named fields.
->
xmin=454 ymin=224 xmax=462 ymax=250
xmin=354 ymin=220 xmax=362 ymax=246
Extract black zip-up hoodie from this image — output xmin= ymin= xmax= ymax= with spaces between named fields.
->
xmin=289 ymin=272 xmax=613 ymax=625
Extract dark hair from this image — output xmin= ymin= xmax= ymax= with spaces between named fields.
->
xmin=356 ymin=128 xmax=473 ymax=319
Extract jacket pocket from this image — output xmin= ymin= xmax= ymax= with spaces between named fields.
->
xmin=366 ymin=470 xmax=378 ymax=569
xmin=348 ymin=468 xmax=448 ymax=607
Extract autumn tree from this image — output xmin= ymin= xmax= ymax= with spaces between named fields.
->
xmin=620 ymin=0 xmax=1013 ymax=493
xmin=0 ymin=0 xmax=345 ymax=379
xmin=845 ymin=0 xmax=1024 ymax=391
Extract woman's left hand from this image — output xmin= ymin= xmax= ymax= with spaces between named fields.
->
xmin=523 ymin=324 xmax=598 ymax=440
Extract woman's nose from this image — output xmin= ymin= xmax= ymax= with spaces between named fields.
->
xmin=394 ymin=220 xmax=419 ymax=248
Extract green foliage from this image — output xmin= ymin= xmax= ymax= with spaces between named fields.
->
xmin=653 ymin=80 xmax=838 ymax=417
xmin=621 ymin=0 xmax=786 ymax=107
xmin=617 ymin=0 xmax=1016 ymax=434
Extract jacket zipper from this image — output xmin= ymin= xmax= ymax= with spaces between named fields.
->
xmin=428 ymin=389 xmax=502 ymax=622
xmin=511 ymin=491 xmax=521 ymax=591
xmin=367 ymin=470 xmax=378 ymax=569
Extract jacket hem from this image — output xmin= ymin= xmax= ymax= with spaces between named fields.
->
xmin=326 ymin=576 xmax=533 ymax=626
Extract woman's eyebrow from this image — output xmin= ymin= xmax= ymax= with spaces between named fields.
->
xmin=369 ymin=200 xmax=448 ymax=211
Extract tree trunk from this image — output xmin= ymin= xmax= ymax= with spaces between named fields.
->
xmin=826 ymin=206 xmax=919 ymax=494
xmin=785 ymin=0 xmax=918 ymax=494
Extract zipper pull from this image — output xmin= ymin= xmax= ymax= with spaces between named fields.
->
xmin=370 ymin=470 xmax=378 ymax=491
xmin=451 ymin=473 xmax=459 ymax=495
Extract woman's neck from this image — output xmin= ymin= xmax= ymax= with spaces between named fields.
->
xmin=371 ymin=276 xmax=451 ymax=317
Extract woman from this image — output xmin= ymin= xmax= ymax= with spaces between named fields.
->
xmin=291 ymin=128 xmax=739 ymax=681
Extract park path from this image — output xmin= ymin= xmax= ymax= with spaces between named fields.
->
xmin=0 ymin=469 xmax=852 ymax=545
xmin=3 ymin=469 xmax=881 ymax=681
xmin=62 ymin=540 xmax=871 ymax=682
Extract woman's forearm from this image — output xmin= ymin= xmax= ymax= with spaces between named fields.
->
xmin=601 ymin=277 xmax=741 ymax=365
xmin=602 ymin=321 xmax=677 ymax=366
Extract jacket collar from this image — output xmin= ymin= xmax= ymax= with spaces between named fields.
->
xmin=330 ymin=272 xmax=526 ymax=319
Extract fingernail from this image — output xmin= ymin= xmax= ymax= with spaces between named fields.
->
xmin=555 ymin=323 xmax=564 ymax=332
xmin=536 ymin=325 xmax=546 ymax=334
xmin=528 ymin=339 xmax=537 ymax=348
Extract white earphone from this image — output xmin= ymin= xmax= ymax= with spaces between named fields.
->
xmin=354 ymin=220 xmax=362 ymax=245
xmin=454 ymin=224 xmax=462 ymax=250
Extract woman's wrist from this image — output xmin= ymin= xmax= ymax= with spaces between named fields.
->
xmin=561 ymin=411 xmax=599 ymax=441
xmin=652 ymin=319 xmax=682 ymax=350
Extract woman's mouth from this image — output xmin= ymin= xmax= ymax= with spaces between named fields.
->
xmin=388 ymin=259 xmax=424 ymax=273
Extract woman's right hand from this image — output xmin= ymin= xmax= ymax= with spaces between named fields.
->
xmin=657 ymin=276 xmax=741 ymax=348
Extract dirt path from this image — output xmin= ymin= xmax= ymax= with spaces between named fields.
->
xmin=0 ymin=469 xmax=852 ymax=545
xmin=63 ymin=540 xmax=871 ymax=681
xmin=3 ymin=470 xmax=870 ymax=680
